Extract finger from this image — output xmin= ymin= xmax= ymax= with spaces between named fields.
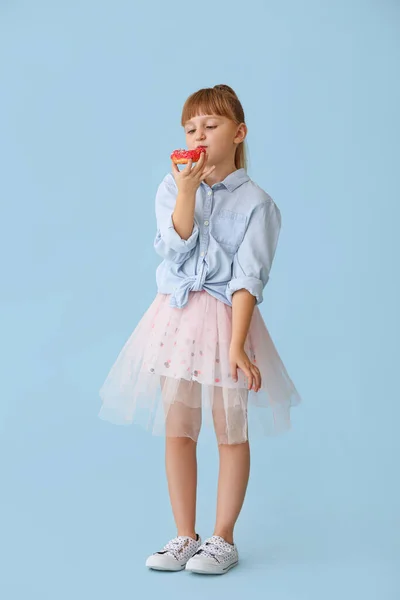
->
xmin=171 ymin=160 xmax=180 ymax=174
xmin=241 ymin=365 xmax=254 ymax=390
xmin=230 ymin=362 xmax=238 ymax=383
xmin=247 ymin=372 xmax=255 ymax=391
xmin=201 ymin=165 xmax=216 ymax=180
xmin=183 ymin=158 xmax=193 ymax=173
xmin=197 ymin=150 xmax=206 ymax=164
xmin=249 ymin=365 xmax=259 ymax=390
xmin=192 ymin=151 xmax=206 ymax=173
xmin=251 ymin=365 xmax=261 ymax=391
xmin=203 ymin=165 xmax=216 ymax=176
xmin=249 ymin=364 xmax=258 ymax=385
xmin=255 ymin=367 xmax=262 ymax=391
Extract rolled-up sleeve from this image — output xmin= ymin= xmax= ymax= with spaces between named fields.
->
xmin=226 ymin=200 xmax=281 ymax=305
xmin=154 ymin=175 xmax=199 ymax=263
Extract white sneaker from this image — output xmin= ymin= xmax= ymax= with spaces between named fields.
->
xmin=145 ymin=534 xmax=202 ymax=571
xmin=185 ymin=535 xmax=239 ymax=574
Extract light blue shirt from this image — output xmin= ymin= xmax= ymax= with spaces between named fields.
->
xmin=154 ymin=168 xmax=282 ymax=309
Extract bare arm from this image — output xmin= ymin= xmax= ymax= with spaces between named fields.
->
xmin=229 ymin=289 xmax=261 ymax=392
xmin=230 ymin=289 xmax=256 ymax=349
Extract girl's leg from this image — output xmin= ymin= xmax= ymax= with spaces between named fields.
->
xmin=163 ymin=378 xmax=202 ymax=539
xmin=213 ymin=440 xmax=250 ymax=545
xmin=165 ymin=436 xmax=198 ymax=539
xmin=212 ymin=387 xmax=250 ymax=545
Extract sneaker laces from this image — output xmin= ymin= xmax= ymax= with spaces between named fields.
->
xmin=194 ymin=536 xmax=233 ymax=563
xmin=160 ymin=536 xmax=193 ymax=560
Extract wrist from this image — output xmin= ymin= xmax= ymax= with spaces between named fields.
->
xmin=230 ymin=340 xmax=245 ymax=352
xmin=176 ymin=185 xmax=198 ymax=198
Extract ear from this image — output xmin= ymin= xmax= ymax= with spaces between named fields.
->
xmin=234 ymin=122 xmax=247 ymax=144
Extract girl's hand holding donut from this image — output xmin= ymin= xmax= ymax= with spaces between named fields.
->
xmin=171 ymin=150 xmax=215 ymax=194
xmin=229 ymin=345 xmax=261 ymax=392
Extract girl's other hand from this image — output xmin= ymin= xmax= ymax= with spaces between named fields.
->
xmin=171 ymin=151 xmax=215 ymax=194
xmin=229 ymin=345 xmax=261 ymax=392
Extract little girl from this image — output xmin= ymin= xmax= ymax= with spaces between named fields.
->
xmin=99 ymin=84 xmax=301 ymax=575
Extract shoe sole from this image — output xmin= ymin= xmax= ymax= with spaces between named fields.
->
xmin=186 ymin=560 xmax=239 ymax=575
xmin=147 ymin=564 xmax=186 ymax=571
xmin=146 ymin=557 xmax=188 ymax=571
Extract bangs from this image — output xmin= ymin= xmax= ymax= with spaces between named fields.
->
xmin=181 ymin=88 xmax=240 ymax=126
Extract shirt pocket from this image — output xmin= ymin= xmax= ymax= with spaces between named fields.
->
xmin=211 ymin=209 xmax=247 ymax=253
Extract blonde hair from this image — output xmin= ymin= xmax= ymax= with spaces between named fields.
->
xmin=181 ymin=84 xmax=247 ymax=171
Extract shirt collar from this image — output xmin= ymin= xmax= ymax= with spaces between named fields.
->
xmin=202 ymin=168 xmax=250 ymax=193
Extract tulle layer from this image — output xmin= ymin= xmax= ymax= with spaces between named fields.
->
xmin=98 ymin=291 xmax=301 ymax=444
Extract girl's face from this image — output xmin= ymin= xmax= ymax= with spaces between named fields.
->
xmin=184 ymin=114 xmax=246 ymax=167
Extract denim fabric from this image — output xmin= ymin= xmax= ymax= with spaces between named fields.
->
xmin=154 ymin=168 xmax=281 ymax=309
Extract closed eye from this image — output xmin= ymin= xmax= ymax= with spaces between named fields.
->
xmin=186 ymin=125 xmax=217 ymax=134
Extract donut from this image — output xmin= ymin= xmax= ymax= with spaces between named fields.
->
xmin=171 ymin=146 xmax=207 ymax=164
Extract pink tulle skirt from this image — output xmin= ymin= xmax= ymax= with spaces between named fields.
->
xmin=98 ymin=290 xmax=301 ymax=444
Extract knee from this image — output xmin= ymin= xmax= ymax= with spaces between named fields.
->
xmin=166 ymin=435 xmax=197 ymax=447
xmin=212 ymin=405 xmax=249 ymax=445
xmin=165 ymin=402 xmax=202 ymax=441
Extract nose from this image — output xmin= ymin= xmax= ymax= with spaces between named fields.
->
xmin=196 ymin=128 xmax=206 ymax=141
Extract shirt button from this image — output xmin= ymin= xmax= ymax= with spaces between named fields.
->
xmin=200 ymin=251 xmax=205 ymax=257
xmin=204 ymin=220 xmax=209 ymax=226
xmin=208 ymin=191 xmax=212 ymax=196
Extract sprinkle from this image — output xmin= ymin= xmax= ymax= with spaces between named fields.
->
xmin=215 ymin=378 xmax=220 ymax=383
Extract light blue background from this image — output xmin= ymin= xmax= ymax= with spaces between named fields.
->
xmin=1 ymin=1 xmax=399 ymax=598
